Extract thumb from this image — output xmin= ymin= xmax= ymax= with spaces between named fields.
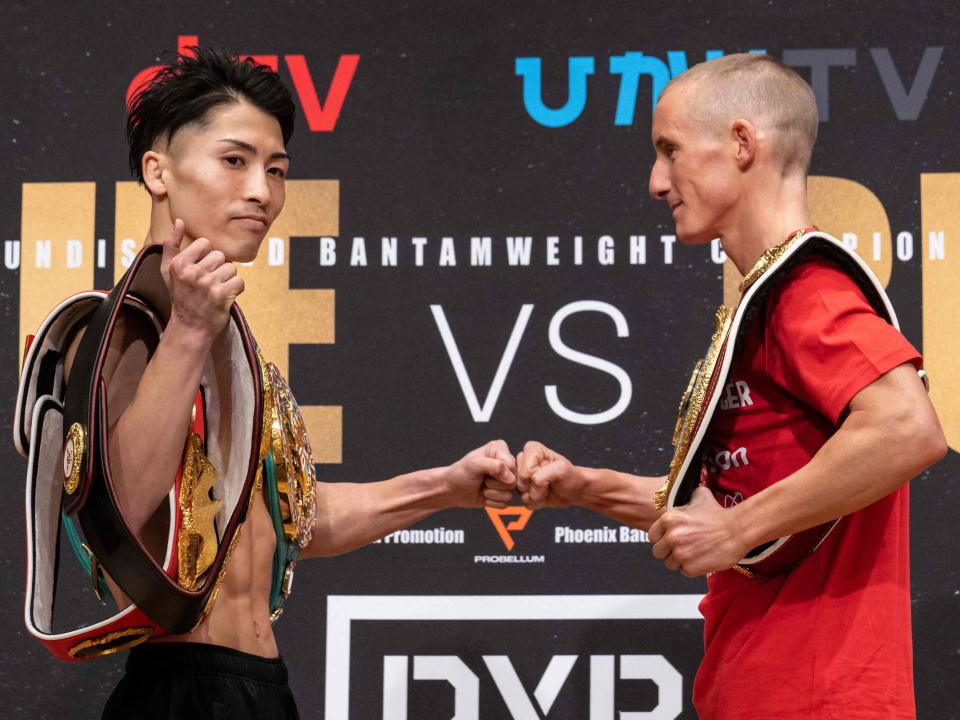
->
xmin=163 ymin=218 xmax=185 ymax=260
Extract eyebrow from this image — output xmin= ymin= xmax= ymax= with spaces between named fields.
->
xmin=218 ymin=138 xmax=291 ymax=161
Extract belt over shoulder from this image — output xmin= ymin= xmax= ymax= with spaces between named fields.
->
xmin=655 ymin=230 xmax=914 ymax=577
xmin=18 ymin=242 xmax=265 ymax=659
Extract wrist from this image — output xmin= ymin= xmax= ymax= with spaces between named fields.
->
xmin=426 ymin=465 xmax=464 ymax=509
xmin=725 ymin=500 xmax=760 ymax=556
xmin=163 ymin=314 xmax=218 ymax=351
xmin=563 ymin=464 xmax=593 ymax=506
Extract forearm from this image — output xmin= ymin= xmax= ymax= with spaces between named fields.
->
xmin=575 ymin=467 xmax=666 ymax=532
xmin=109 ymin=319 xmax=213 ymax=532
xmin=304 ymin=467 xmax=452 ymax=557
xmin=730 ymin=405 xmax=945 ymax=550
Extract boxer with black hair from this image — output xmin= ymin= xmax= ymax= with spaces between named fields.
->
xmin=26 ymin=47 xmax=516 ymax=719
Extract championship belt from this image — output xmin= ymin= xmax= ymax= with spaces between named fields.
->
xmin=258 ymin=357 xmax=317 ymax=621
xmin=15 ymin=243 xmax=264 ymax=660
xmin=654 ymin=230 xmax=914 ymax=577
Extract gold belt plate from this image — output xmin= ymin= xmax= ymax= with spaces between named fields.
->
xmin=655 ymin=305 xmax=733 ymax=509
xmin=264 ymin=361 xmax=317 ymax=548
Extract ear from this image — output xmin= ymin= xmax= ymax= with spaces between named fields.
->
xmin=142 ymin=150 xmax=167 ymax=197
xmin=731 ymin=119 xmax=758 ymax=171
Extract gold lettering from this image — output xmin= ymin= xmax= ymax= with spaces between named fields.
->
xmin=112 ymin=180 xmax=342 ymax=463
xmin=723 ymin=176 xmax=893 ymax=307
xmin=114 ymin=182 xmax=152 ymax=282
xmin=922 ymin=173 xmax=958 ymax=451
xmin=19 ymin=183 xmax=96 ymax=358
xmin=240 ymin=180 xmax=340 ymax=462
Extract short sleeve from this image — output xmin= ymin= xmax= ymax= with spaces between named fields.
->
xmin=764 ymin=258 xmax=921 ymax=425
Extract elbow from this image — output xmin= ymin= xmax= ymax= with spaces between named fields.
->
xmin=924 ymin=424 xmax=949 ymax=468
xmin=900 ymin=411 xmax=949 ymax=476
xmin=918 ymin=401 xmax=949 ymax=469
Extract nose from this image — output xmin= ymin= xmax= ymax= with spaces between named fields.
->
xmin=648 ymin=157 xmax=671 ymax=201
xmin=243 ymin=167 xmax=270 ymax=206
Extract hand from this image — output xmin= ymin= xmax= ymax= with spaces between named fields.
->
xmin=444 ymin=440 xmax=517 ymax=508
xmin=647 ymin=486 xmax=749 ymax=577
xmin=161 ymin=218 xmax=245 ymax=341
xmin=516 ymin=440 xmax=585 ymax=509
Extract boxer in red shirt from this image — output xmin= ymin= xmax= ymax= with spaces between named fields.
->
xmin=517 ymin=53 xmax=946 ymax=719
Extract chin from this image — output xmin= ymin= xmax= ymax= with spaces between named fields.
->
xmin=675 ymin=228 xmax=715 ymax=246
xmin=224 ymin=235 xmax=267 ymax=263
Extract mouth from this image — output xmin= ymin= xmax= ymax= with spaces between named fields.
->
xmin=669 ymin=201 xmax=683 ymax=212
xmin=232 ymin=215 xmax=268 ymax=230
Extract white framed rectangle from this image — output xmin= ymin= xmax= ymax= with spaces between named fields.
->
xmin=325 ymin=594 xmax=704 ymax=719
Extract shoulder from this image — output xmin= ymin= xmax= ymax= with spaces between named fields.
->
xmin=764 ymin=255 xmax=875 ymax=330
xmin=772 ymin=255 xmax=868 ymax=302
xmin=756 ymin=254 xmax=919 ymax=423
xmin=64 ymin=303 xmax=160 ymax=383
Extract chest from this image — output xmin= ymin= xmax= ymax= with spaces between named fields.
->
xmin=702 ymin=330 xmax=834 ymax=498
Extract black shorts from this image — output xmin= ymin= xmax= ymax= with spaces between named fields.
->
xmin=101 ymin=641 xmax=301 ymax=720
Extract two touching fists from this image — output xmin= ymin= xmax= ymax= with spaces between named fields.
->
xmin=462 ymin=440 xmax=738 ymax=578
xmin=448 ymin=440 xmax=586 ymax=511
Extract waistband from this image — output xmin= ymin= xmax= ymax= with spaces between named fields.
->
xmin=126 ymin=642 xmax=288 ymax=685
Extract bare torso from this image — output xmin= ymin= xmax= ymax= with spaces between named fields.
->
xmin=156 ymin=481 xmax=279 ymax=657
xmin=69 ymin=308 xmax=281 ymax=658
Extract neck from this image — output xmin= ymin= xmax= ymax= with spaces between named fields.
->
xmin=718 ymin=173 xmax=813 ymax=275
xmin=145 ymin=198 xmax=191 ymax=249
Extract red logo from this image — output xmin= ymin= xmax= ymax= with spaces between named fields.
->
xmin=127 ymin=35 xmax=359 ymax=132
xmin=484 ymin=507 xmax=533 ymax=551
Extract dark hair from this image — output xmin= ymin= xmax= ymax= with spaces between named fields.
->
xmin=126 ymin=46 xmax=295 ymax=184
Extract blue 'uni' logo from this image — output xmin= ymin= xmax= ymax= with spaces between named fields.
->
xmin=515 ymin=50 xmax=765 ymax=127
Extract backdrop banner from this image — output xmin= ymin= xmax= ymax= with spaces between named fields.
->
xmin=2 ymin=2 xmax=957 ymax=718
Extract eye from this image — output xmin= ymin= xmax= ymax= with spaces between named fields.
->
xmin=268 ymin=167 xmax=287 ymax=178
xmin=223 ymin=155 xmax=244 ymax=167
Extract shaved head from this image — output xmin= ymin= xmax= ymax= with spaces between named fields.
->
xmin=662 ymin=53 xmax=819 ymax=175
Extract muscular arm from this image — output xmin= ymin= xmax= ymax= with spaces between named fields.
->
xmin=64 ymin=310 xmax=211 ymax=539
xmin=516 ymin=442 xmax=666 ymax=532
xmin=301 ymin=440 xmax=516 ymax=559
xmin=103 ymin=319 xmax=213 ymax=534
xmin=650 ymin=363 xmax=948 ymax=576
xmin=64 ymin=221 xmax=243 ymax=538
xmin=729 ymin=363 xmax=946 ymax=549
xmin=564 ymin=467 xmax=665 ymax=531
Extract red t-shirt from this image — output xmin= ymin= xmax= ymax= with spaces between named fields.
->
xmin=693 ymin=257 xmax=922 ymax=719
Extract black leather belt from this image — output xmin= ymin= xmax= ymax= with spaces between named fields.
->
xmin=60 ymin=243 xmax=263 ymax=632
xmin=655 ymin=231 xmax=907 ymax=577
